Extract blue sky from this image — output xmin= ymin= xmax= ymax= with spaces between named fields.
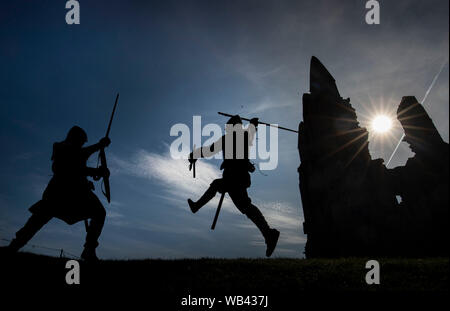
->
xmin=0 ymin=0 xmax=448 ymax=259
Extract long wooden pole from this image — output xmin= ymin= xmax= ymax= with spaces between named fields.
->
xmin=218 ymin=112 xmax=298 ymax=133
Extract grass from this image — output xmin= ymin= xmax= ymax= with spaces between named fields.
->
xmin=0 ymin=247 xmax=447 ymax=293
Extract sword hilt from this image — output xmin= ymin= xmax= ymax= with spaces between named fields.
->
xmin=190 ymin=144 xmax=197 ymax=178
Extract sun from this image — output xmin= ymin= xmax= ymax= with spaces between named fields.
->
xmin=371 ymin=115 xmax=392 ymax=134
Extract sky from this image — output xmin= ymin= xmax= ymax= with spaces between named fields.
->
xmin=0 ymin=0 xmax=448 ymax=259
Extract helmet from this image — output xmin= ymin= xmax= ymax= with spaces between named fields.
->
xmin=226 ymin=115 xmax=243 ymax=126
xmin=66 ymin=126 xmax=88 ymax=145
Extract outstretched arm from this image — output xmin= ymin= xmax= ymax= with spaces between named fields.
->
xmin=189 ymin=135 xmax=224 ymax=160
xmin=188 ymin=118 xmax=258 ymax=161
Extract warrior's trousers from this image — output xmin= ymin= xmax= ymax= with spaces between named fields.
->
xmin=195 ymin=178 xmax=271 ymax=239
xmin=9 ymin=201 xmax=106 ymax=252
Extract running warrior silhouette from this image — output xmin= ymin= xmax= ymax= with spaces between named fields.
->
xmin=187 ymin=115 xmax=280 ymax=257
xmin=8 ymin=126 xmax=111 ymax=261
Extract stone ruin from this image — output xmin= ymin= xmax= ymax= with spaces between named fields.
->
xmin=298 ymin=57 xmax=449 ymax=258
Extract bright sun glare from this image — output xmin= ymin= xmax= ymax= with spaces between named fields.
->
xmin=371 ymin=115 xmax=392 ymax=134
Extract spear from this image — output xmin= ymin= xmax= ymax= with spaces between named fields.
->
xmin=98 ymin=93 xmax=119 ymax=203
xmin=84 ymin=93 xmax=119 ymax=233
xmin=218 ymin=112 xmax=298 ymax=133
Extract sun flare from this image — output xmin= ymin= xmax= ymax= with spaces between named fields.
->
xmin=371 ymin=115 xmax=392 ymax=134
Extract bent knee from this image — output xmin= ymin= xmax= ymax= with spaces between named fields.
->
xmin=211 ymin=179 xmax=221 ymax=187
xmin=210 ymin=179 xmax=224 ymax=192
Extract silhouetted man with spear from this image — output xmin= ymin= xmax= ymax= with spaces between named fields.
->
xmin=8 ymin=94 xmax=119 ymax=261
xmin=7 ymin=127 xmax=111 ymax=261
xmin=187 ymin=115 xmax=280 ymax=257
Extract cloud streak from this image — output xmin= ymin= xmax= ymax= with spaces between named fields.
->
xmin=111 ymin=149 xmax=305 ymax=256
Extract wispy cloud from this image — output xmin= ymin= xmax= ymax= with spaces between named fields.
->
xmin=111 ymin=149 xmax=305 ymax=256
xmin=243 ymin=98 xmax=296 ymax=114
xmin=111 ymin=149 xmax=239 ymax=212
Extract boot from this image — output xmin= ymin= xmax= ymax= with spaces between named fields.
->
xmin=188 ymin=185 xmax=218 ymax=213
xmin=265 ymin=228 xmax=280 ymax=257
xmin=7 ymin=239 xmax=22 ymax=253
xmin=81 ymin=247 xmax=99 ymax=262
xmin=187 ymin=199 xmax=200 ymax=213
xmin=243 ymin=205 xmax=278 ymax=257
xmin=7 ymin=212 xmax=52 ymax=253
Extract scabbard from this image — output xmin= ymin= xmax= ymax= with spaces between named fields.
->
xmin=211 ymin=192 xmax=225 ymax=230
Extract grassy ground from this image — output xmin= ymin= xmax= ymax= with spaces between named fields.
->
xmin=0 ymin=247 xmax=447 ymax=307
xmin=0 ymin=248 xmax=449 ymax=311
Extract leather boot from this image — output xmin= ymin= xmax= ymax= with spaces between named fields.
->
xmin=81 ymin=247 xmax=99 ymax=262
xmin=265 ymin=228 xmax=280 ymax=257
xmin=188 ymin=185 xmax=218 ymax=213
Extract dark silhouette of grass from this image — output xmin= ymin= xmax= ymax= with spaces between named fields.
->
xmin=1 ymin=247 xmax=447 ymax=294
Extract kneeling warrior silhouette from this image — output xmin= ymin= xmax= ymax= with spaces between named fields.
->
xmin=187 ymin=115 xmax=280 ymax=257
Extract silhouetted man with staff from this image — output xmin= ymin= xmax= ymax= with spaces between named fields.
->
xmin=8 ymin=126 xmax=111 ymax=261
xmin=187 ymin=115 xmax=280 ymax=257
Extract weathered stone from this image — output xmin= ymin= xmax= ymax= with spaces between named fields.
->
xmin=298 ymin=57 xmax=449 ymax=257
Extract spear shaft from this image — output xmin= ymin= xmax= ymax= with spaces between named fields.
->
xmin=84 ymin=93 xmax=119 ymax=232
xmin=218 ymin=112 xmax=298 ymax=133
